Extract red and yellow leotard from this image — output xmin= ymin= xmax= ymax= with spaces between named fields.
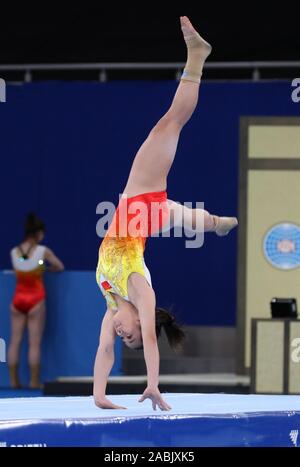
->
xmin=96 ymin=191 xmax=169 ymax=310
xmin=11 ymin=245 xmax=46 ymax=314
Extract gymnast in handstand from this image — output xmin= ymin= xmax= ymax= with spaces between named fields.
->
xmin=94 ymin=16 xmax=238 ymax=410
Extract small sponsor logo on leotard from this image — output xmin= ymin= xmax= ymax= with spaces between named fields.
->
xmin=101 ymin=280 xmax=112 ymax=291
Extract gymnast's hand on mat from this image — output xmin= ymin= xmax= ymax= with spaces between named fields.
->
xmin=94 ymin=396 xmax=127 ymax=410
xmin=139 ymin=386 xmax=172 ymax=411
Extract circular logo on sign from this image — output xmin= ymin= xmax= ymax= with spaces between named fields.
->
xmin=263 ymin=223 xmax=300 ymax=270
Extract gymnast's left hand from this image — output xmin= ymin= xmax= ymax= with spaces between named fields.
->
xmin=138 ymin=386 xmax=172 ymax=411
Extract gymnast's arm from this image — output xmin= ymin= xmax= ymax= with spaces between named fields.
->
xmin=93 ymin=308 xmax=126 ymax=409
xmin=44 ymin=247 xmax=65 ymax=272
xmin=135 ymin=288 xmax=171 ymax=411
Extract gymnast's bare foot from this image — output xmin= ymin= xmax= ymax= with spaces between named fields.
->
xmin=214 ymin=216 xmax=238 ymax=236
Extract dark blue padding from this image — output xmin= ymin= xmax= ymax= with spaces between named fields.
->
xmin=1 ymin=413 xmax=300 ymax=447
xmin=1 ymin=394 xmax=300 ymax=447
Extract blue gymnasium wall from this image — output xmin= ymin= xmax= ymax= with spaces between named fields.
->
xmin=0 ymin=271 xmax=122 ymax=386
xmin=0 ymin=80 xmax=299 ymax=332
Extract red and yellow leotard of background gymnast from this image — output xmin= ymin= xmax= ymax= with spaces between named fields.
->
xmin=96 ymin=191 xmax=169 ymax=310
xmin=11 ymin=246 xmax=46 ymax=313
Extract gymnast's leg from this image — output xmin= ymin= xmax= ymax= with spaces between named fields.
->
xmin=8 ymin=305 xmax=27 ymax=388
xmin=27 ymin=300 xmax=46 ymax=388
xmin=166 ymin=200 xmax=238 ymax=236
xmin=123 ymin=16 xmax=212 ymax=197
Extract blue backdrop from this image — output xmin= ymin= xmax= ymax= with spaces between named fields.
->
xmin=0 ymin=80 xmax=299 ymax=328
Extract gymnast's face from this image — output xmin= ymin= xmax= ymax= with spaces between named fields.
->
xmin=113 ymin=303 xmax=142 ymax=349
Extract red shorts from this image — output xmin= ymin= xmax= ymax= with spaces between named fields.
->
xmin=109 ymin=190 xmax=169 ymax=246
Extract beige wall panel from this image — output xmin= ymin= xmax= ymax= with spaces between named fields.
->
xmin=255 ymin=321 xmax=284 ymax=393
xmin=245 ymin=171 xmax=300 ymax=367
xmin=289 ymin=321 xmax=300 ymax=394
xmin=248 ymin=126 xmax=300 ymax=159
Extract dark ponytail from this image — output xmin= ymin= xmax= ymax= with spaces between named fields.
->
xmin=24 ymin=212 xmax=45 ymax=239
xmin=155 ymin=307 xmax=185 ymax=350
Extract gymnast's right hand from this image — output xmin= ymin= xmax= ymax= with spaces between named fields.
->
xmin=94 ymin=396 xmax=127 ymax=410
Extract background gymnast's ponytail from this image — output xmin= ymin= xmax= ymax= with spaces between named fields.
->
xmin=24 ymin=212 xmax=45 ymax=239
xmin=155 ymin=307 xmax=185 ymax=350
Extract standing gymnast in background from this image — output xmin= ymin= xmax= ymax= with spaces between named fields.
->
xmin=94 ymin=16 xmax=238 ymax=410
xmin=8 ymin=213 xmax=64 ymax=388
